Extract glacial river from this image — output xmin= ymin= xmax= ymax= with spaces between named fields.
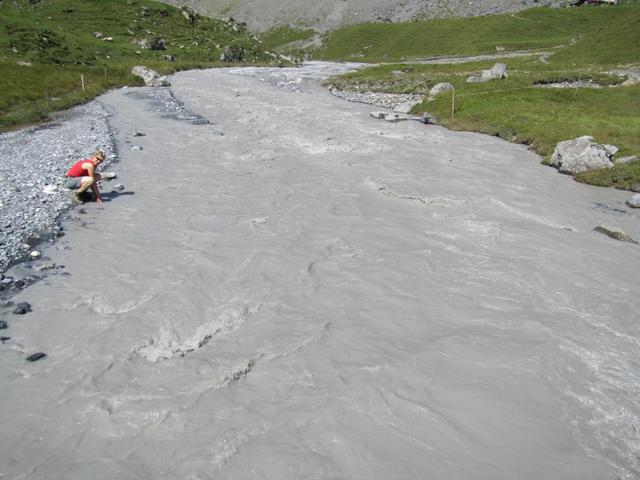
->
xmin=1 ymin=63 xmax=639 ymax=479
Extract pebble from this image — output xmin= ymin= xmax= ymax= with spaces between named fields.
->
xmin=26 ymin=352 xmax=46 ymax=362
xmin=131 ymin=145 xmax=144 ymax=151
xmin=13 ymin=302 xmax=32 ymax=315
xmin=0 ymin=321 xmax=8 ymax=329
xmin=0 ymin=336 xmax=10 ymax=343
xmin=30 ymin=250 xmax=41 ymax=259
xmin=133 ymin=131 xmax=146 ymax=136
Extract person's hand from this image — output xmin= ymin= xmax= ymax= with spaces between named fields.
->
xmin=96 ymin=197 xmax=104 ymax=204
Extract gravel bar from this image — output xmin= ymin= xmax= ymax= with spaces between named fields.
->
xmin=0 ymin=101 xmax=116 ymax=274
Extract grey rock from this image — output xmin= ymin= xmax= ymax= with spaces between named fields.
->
xmin=626 ymin=194 xmax=640 ymax=208
xmin=133 ymin=131 xmax=146 ymax=137
xmin=13 ymin=302 xmax=32 ymax=315
xmin=593 ymin=226 xmax=638 ymax=244
xmin=131 ymin=66 xmax=171 ymax=87
xmin=0 ymin=336 xmax=10 ymax=343
xmin=468 ymin=63 xmax=508 ymax=83
xmin=113 ymin=184 xmax=125 ymax=192
xmin=131 ymin=145 xmax=144 ymax=151
xmin=221 ymin=45 xmax=245 ymax=62
xmin=630 ymin=183 xmax=640 ymax=193
xmin=0 ymin=321 xmax=7 ymax=330
xmin=429 ymin=82 xmax=455 ymax=96
xmin=550 ymin=136 xmax=615 ymax=175
xmin=419 ymin=112 xmax=438 ymax=125
xmin=149 ymin=38 xmax=166 ymax=51
xmin=26 ymin=352 xmax=46 ymax=362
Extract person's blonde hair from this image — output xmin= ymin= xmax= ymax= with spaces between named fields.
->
xmin=95 ymin=149 xmax=106 ymax=160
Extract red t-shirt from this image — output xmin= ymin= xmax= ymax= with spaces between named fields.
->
xmin=67 ymin=159 xmax=91 ymax=177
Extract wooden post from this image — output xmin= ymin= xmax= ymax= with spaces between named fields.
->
xmin=81 ymin=74 xmax=85 ymax=92
xmin=451 ymin=90 xmax=455 ymax=119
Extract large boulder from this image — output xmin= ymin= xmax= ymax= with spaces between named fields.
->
xmin=550 ymin=136 xmax=615 ymax=174
xmin=131 ymin=66 xmax=171 ymax=87
xmin=429 ymin=82 xmax=455 ymax=97
xmin=467 ymin=63 xmax=508 ymax=83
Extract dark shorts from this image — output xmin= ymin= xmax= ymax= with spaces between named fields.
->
xmin=64 ymin=177 xmax=89 ymax=189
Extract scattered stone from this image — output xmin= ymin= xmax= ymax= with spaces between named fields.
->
xmin=13 ymin=302 xmax=32 ymax=315
xmin=113 ymin=184 xmax=125 ymax=192
xmin=30 ymin=250 xmax=41 ymax=259
xmin=0 ymin=321 xmax=7 ymax=329
xmin=370 ymin=111 xmax=387 ymax=119
xmin=429 ymin=82 xmax=455 ymax=97
xmin=26 ymin=352 xmax=47 ymax=362
xmin=626 ymin=194 xmax=640 ymax=209
xmin=221 ymin=45 xmax=245 ymax=62
xmin=0 ymin=336 xmax=10 ymax=343
xmin=181 ymin=7 xmax=197 ymax=24
xmin=467 ymin=63 xmax=508 ymax=83
xmin=419 ymin=112 xmax=438 ymax=125
xmin=131 ymin=65 xmax=170 ymax=87
xmin=163 ymin=55 xmax=176 ymax=62
xmin=133 ymin=39 xmax=149 ymax=49
xmin=593 ymin=226 xmax=638 ymax=244
xmin=93 ymin=31 xmax=104 ymax=39
xmin=16 ymin=60 xmax=32 ymax=67
xmin=131 ymin=145 xmax=143 ymax=151
xmin=550 ymin=136 xmax=615 ymax=175
xmin=133 ymin=131 xmax=146 ymax=137
xmin=101 ymin=171 xmax=117 ymax=181
xmin=148 ymin=37 xmax=166 ymax=51
xmin=630 ymin=183 xmax=640 ymax=193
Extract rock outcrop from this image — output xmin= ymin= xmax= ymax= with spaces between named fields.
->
xmin=550 ymin=136 xmax=616 ymax=174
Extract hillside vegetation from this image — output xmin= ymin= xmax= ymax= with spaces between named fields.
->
xmin=321 ymin=3 xmax=640 ymax=189
xmin=0 ymin=0 xmax=273 ymax=130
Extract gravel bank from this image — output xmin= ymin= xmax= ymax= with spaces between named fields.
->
xmin=0 ymin=101 xmax=116 ymax=274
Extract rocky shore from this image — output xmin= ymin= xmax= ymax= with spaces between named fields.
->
xmin=0 ymin=101 xmax=116 ymax=275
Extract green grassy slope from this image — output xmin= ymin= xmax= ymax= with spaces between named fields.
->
xmin=313 ymin=4 xmax=638 ymax=63
xmin=322 ymin=3 xmax=640 ymax=189
xmin=259 ymin=25 xmax=316 ymax=52
xmin=0 ymin=0 xmax=273 ymax=130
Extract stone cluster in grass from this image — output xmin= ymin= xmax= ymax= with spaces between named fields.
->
xmin=0 ymin=101 xmax=115 ymax=273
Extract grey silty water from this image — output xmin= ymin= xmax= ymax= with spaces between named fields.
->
xmin=0 ymin=62 xmax=638 ymax=479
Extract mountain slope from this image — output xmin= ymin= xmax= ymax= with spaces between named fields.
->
xmin=159 ymin=0 xmax=571 ymax=32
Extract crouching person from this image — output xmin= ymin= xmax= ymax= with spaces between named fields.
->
xmin=65 ymin=150 xmax=105 ymax=203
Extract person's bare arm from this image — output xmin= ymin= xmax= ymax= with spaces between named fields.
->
xmin=85 ymin=163 xmax=103 ymax=203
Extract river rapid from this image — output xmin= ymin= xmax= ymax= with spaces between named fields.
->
xmin=1 ymin=63 xmax=639 ymax=479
